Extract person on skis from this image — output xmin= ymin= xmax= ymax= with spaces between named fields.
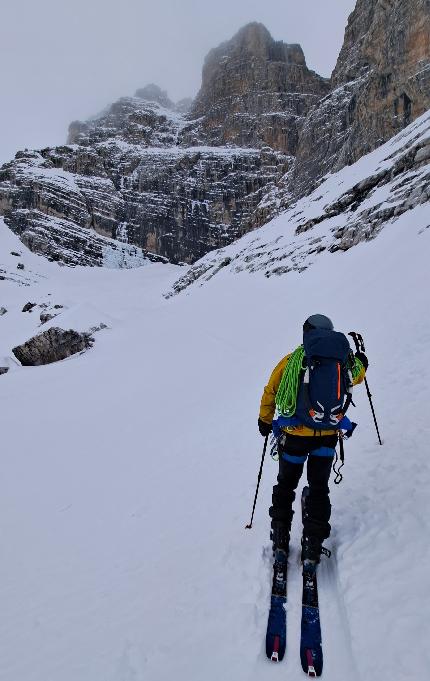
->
xmin=258 ymin=314 xmax=368 ymax=564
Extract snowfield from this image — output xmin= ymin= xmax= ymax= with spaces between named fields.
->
xmin=1 ymin=134 xmax=430 ymax=680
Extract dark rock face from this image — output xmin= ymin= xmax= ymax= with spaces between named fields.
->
xmin=189 ymin=22 xmax=329 ymax=153
xmin=1 ymin=85 xmax=291 ymax=264
xmin=12 ymin=328 xmax=94 ymax=366
xmin=114 ymin=145 xmax=288 ymax=262
xmin=291 ymin=0 xmax=430 ymax=197
xmin=0 ymin=150 xmax=169 ymax=267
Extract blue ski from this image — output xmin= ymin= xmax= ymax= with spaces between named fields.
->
xmin=265 ymin=548 xmax=288 ymax=662
xmin=300 ymin=563 xmax=323 ymax=676
xmin=300 ymin=486 xmax=323 ymax=677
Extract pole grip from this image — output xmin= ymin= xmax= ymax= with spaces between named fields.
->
xmin=349 ymin=332 xmax=382 ymax=446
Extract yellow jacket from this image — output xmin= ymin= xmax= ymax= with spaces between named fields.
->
xmin=259 ymin=352 xmax=366 ymax=437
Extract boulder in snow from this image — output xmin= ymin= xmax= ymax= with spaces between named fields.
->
xmin=22 ymin=302 xmax=36 ymax=312
xmin=12 ymin=328 xmax=94 ymax=366
xmin=40 ymin=312 xmax=57 ymax=325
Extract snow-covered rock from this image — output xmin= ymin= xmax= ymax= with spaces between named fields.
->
xmin=290 ymin=0 xmax=430 ymax=198
xmin=1 ymin=7 xmax=428 ymax=268
xmin=0 ymin=116 xmax=290 ymax=266
xmin=169 ymin=109 xmax=430 ymax=294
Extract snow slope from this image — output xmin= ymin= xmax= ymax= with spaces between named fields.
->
xmin=1 ymin=146 xmax=430 ymax=681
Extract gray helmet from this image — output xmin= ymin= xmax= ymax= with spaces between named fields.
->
xmin=303 ymin=314 xmax=334 ymax=333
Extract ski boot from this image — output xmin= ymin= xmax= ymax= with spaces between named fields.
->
xmin=301 ymin=534 xmax=332 ymax=568
xmin=301 ymin=535 xmax=323 ymax=565
xmin=270 ymin=521 xmax=290 ymax=557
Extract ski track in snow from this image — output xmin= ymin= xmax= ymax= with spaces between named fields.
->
xmin=1 ymin=132 xmax=430 ymax=681
xmin=318 ymin=547 xmax=361 ymax=681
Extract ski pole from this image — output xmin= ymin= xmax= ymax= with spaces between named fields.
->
xmin=245 ymin=435 xmax=269 ymax=529
xmin=349 ymin=331 xmax=383 ymax=445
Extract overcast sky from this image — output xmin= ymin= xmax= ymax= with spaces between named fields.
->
xmin=0 ymin=0 xmax=356 ymax=165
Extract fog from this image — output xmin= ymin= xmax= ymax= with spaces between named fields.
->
xmin=0 ymin=0 xmax=356 ymax=165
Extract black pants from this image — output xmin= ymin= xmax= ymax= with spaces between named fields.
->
xmin=269 ymin=434 xmax=337 ymax=540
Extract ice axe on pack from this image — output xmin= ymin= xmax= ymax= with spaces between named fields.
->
xmin=349 ymin=331 xmax=383 ymax=446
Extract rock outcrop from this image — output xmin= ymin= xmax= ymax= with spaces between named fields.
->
xmin=22 ymin=302 xmax=37 ymax=312
xmin=188 ymin=22 xmax=329 ymax=153
xmin=0 ymin=71 xmax=294 ymax=264
xmin=0 ymin=150 xmax=169 ymax=267
xmin=12 ymin=328 xmax=94 ymax=366
xmin=291 ymin=0 xmax=430 ymax=197
xmin=134 ymin=83 xmax=175 ymax=109
xmin=0 ymin=127 xmax=289 ymax=264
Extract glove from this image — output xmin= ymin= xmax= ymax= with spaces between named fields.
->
xmin=258 ymin=418 xmax=272 ymax=437
xmin=355 ymin=351 xmax=369 ymax=370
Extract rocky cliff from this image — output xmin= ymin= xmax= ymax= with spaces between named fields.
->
xmin=188 ymin=22 xmax=329 ymax=154
xmin=0 ymin=60 xmax=293 ymax=265
xmin=0 ymin=4 xmax=429 ymax=268
xmin=168 ymin=109 xmax=430 ymax=295
xmin=291 ymin=0 xmax=430 ymax=197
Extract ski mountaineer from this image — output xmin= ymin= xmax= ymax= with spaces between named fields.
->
xmin=258 ymin=314 xmax=368 ymax=564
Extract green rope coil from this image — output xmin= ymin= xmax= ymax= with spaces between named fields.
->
xmin=352 ymin=355 xmax=364 ymax=380
xmin=275 ymin=345 xmax=306 ymax=417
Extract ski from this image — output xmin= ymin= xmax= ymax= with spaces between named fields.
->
xmin=265 ymin=548 xmax=288 ymax=662
xmin=300 ymin=485 xmax=323 ymax=677
xmin=300 ymin=562 xmax=323 ymax=677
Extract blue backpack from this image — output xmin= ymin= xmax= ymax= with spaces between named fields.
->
xmin=294 ymin=328 xmax=354 ymax=431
